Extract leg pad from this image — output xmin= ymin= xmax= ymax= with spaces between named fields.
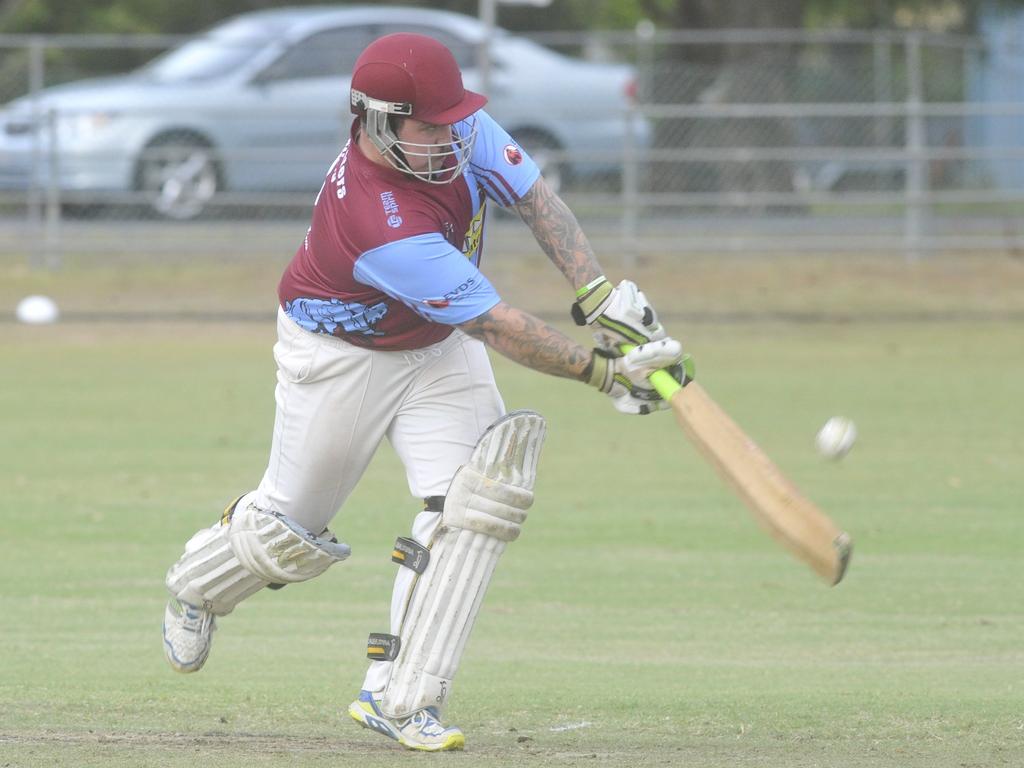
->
xmin=378 ymin=410 xmax=546 ymax=717
xmin=166 ymin=492 xmax=350 ymax=615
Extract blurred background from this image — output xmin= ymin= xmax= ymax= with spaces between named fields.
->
xmin=2 ymin=0 xmax=1024 ymax=270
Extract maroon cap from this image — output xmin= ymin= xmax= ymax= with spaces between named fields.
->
xmin=350 ymin=33 xmax=487 ymax=124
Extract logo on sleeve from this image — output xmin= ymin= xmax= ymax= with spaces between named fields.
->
xmin=502 ymin=144 xmax=523 ymax=166
xmin=380 ymin=190 xmax=402 ymax=228
xmin=423 ymin=278 xmax=477 ymax=310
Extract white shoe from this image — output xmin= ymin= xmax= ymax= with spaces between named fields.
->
xmin=162 ymin=598 xmax=216 ymax=673
xmin=348 ymin=690 xmax=465 ymax=751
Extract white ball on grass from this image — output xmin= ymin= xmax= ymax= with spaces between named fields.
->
xmin=816 ymin=416 xmax=857 ymax=460
xmin=15 ymin=295 xmax=60 ymax=325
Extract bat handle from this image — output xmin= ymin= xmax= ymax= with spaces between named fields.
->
xmin=648 ymin=367 xmax=685 ymax=400
xmin=618 ymin=344 xmax=693 ymax=400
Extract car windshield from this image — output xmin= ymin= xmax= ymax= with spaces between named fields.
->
xmin=140 ymin=18 xmax=276 ymax=83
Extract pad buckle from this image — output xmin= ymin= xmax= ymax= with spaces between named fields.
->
xmin=366 ymin=633 xmax=401 ymax=661
xmin=391 ymin=537 xmax=430 ymax=574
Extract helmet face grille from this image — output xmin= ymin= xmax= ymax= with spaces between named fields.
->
xmin=364 ymin=111 xmax=478 ymax=185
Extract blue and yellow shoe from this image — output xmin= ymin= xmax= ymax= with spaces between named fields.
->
xmin=162 ymin=598 xmax=216 ymax=673
xmin=347 ymin=690 xmax=465 ymax=752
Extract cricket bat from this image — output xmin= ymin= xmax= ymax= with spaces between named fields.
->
xmin=647 ymin=364 xmax=853 ymax=586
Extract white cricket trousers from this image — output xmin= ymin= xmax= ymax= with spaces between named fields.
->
xmin=254 ymin=308 xmax=504 ymax=694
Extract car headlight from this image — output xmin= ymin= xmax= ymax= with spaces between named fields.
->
xmin=0 ymin=108 xmax=35 ymax=137
xmin=56 ymin=111 xmax=119 ymax=140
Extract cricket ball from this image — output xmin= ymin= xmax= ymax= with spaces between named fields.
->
xmin=815 ymin=416 xmax=857 ymax=460
xmin=15 ymin=294 xmax=60 ymax=325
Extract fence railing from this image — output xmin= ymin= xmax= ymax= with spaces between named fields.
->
xmin=1 ymin=27 xmax=1023 ymax=265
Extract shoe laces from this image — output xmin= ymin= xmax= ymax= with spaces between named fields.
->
xmin=403 ymin=708 xmax=447 ymax=737
xmin=177 ymin=600 xmax=214 ymax=635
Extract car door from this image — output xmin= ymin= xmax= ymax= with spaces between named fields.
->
xmin=232 ymin=25 xmax=376 ymax=192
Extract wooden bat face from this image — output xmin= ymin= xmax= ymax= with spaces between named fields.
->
xmin=666 ymin=380 xmax=852 ymax=585
xmin=627 ymin=348 xmax=852 ymax=585
xmin=638 ymin=366 xmax=847 ymax=581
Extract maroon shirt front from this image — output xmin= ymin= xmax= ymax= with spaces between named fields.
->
xmin=277 ymin=114 xmax=537 ymax=351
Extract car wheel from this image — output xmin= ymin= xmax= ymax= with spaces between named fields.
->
xmin=135 ymin=131 xmax=221 ymax=220
xmin=513 ymin=131 xmax=566 ymax=194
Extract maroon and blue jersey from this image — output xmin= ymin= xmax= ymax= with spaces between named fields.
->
xmin=278 ymin=110 xmax=540 ymax=351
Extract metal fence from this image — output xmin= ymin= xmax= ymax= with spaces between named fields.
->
xmin=1 ymin=27 xmax=1023 ymax=266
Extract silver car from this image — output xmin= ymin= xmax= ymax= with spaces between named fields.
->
xmin=0 ymin=5 xmax=638 ymax=219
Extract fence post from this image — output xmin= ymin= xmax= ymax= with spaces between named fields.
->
xmin=621 ymin=20 xmax=654 ymax=270
xmin=904 ymin=32 xmax=927 ymax=261
xmin=44 ymin=107 xmax=61 ymax=268
xmin=621 ymin=104 xmax=639 ymax=270
xmin=27 ymin=36 xmax=45 ymax=269
xmin=477 ymin=0 xmax=495 ymax=97
xmin=872 ymin=32 xmax=893 ymax=147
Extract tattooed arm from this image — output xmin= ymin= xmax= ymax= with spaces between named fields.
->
xmin=512 ymin=175 xmax=604 ymax=291
xmin=458 ymin=301 xmax=592 ymax=382
xmin=513 ymin=175 xmax=669 ymax=347
xmin=457 ymin=301 xmax=684 ymax=417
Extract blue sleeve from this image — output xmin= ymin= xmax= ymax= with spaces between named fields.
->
xmin=458 ymin=109 xmax=541 ymax=207
xmin=353 ymin=233 xmax=501 ymax=324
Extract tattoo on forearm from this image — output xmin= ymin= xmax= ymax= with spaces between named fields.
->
xmin=514 ymin=178 xmax=603 ymax=289
xmin=459 ymin=303 xmax=591 ymax=381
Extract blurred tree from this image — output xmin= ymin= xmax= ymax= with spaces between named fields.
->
xmin=631 ymin=1 xmax=804 ymax=197
xmin=617 ymin=0 xmax=993 ymax=197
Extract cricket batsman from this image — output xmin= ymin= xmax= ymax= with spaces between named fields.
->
xmin=162 ymin=32 xmax=686 ymax=751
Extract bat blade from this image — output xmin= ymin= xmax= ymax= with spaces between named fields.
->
xmin=665 ymin=381 xmax=852 ymax=585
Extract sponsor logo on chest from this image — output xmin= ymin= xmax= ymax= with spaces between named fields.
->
xmin=462 ymin=205 xmax=485 ymax=261
xmin=380 ymin=191 xmax=402 ymax=228
xmin=441 ymin=220 xmax=455 ymax=245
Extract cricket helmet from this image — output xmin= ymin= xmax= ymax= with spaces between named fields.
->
xmin=350 ymin=33 xmax=486 ymax=183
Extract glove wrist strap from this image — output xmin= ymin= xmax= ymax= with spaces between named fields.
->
xmin=571 ymin=276 xmax=613 ymax=326
xmin=575 ymin=275 xmax=608 ymax=298
xmin=586 ymin=348 xmax=615 ymax=393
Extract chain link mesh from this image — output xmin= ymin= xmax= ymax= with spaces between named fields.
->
xmin=0 ymin=28 xmax=1022 ymax=262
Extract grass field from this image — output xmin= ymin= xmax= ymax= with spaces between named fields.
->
xmin=1 ymin=251 xmax=1023 ymax=766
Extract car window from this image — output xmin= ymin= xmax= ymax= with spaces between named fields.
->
xmin=143 ymin=35 xmax=269 ymax=83
xmin=375 ymin=24 xmax=476 ymax=69
xmin=259 ymin=26 xmax=376 ymax=82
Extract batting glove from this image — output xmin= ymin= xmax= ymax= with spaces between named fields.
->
xmin=571 ymin=277 xmax=666 ymax=346
xmin=587 ymin=338 xmax=687 ymax=416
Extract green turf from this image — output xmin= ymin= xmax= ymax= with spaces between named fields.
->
xmin=1 ymin=260 xmax=1023 ymax=766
